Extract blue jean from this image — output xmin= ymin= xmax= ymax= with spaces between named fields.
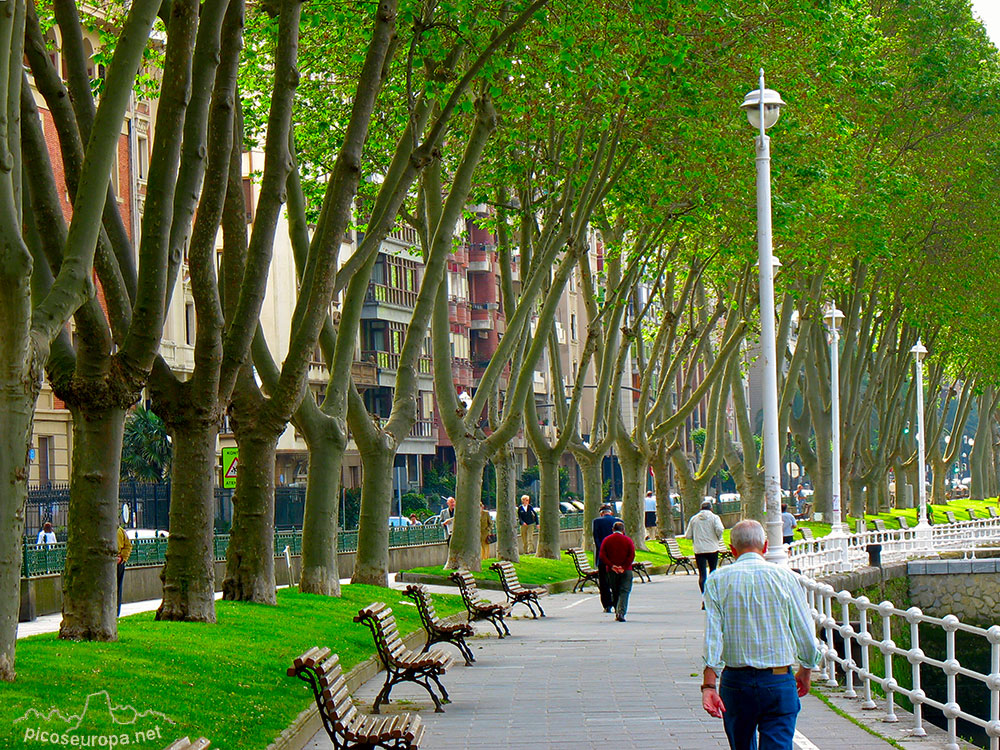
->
xmin=720 ymin=668 xmax=800 ymax=750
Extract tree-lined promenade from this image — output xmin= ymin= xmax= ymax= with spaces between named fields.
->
xmin=2 ymin=0 xmax=1000 ymax=694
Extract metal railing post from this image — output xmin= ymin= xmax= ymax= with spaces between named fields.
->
xmin=908 ymin=607 xmax=928 ymax=737
xmin=840 ymin=591 xmax=857 ymax=697
xmin=858 ymin=597 xmax=877 ymax=709
xmin=944 ymin=615 xmax=960 ymax=750
xmin=879 ymin=601 xmax=898 ymax=723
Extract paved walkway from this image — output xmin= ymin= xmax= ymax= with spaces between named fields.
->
xmin=304 ymin=574 xmax=897 ymax=750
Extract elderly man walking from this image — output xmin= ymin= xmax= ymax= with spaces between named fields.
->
xmin=684 ymin=499 xmax=724 ymax=596
xmin=592 ymin=504 xmax=622 ymax=613
xmin=700 ymin=520 xmax=821 ymax=750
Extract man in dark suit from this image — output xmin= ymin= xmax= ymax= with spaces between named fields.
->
xmin=592 ymin=504 xmax=622 ymax=613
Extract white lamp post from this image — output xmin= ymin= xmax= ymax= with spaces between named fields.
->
xmin=740 ymin=70 xmax=787 ymax=564
xmin=911 ymin=340 xmax=932 ymax=546
xmin=824 ymin=305 xmax=846 ymax=539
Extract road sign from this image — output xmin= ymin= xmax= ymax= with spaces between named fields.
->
xmin=222 ymin=447 xmax=239 ymax=489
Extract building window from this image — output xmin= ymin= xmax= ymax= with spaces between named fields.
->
xmin=570 ymin=314 xmax=577 ymax=341
xmin=136 ymin=134 xmax=149 ymax=182
xmin=242 ymin=178 xmax=254 ymax=223
xmin=185 ymin=302 xmax=195 ymax=346
xmin=37 ymin=436 xmax=52 ymax=485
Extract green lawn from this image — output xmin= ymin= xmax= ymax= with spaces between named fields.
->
xmin=405 ymin=546 xmax=675 ymax=585
xmin=2 ymin=586 xmax=464 ymax=750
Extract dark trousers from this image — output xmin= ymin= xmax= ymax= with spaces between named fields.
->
xmin=783 ymin=535 xmax=794 ymax=545
xmin=117 ymin=561 xmax=126 ymax=617
xmin=695 ymin=551 xmax=719 ymax=593
xmin=720 ymin=668 xmax=800 ymax=750
xmin=609 ymin=569 xmax=633 ymax=617
xmin=597 ymin=561 xmax=615 ymax=610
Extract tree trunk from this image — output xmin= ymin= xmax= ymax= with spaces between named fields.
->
xmin=59 ymin=406 xmax=126 ymax=641
xmin=351 ymin=443 xmax=393 ymax=586
xmin=299 ymin=428 xmax=346 ymax=595
xmin=446 ymin=449 xmax=487 ymax=571
xmin=618 ymin=442 xmax=647 ymax=550
xmin=535 ymin=455 xmax=561 ymax=559
xmin=812 ymin=429 xmax=832 ymax=518
xmin=222 ymin=428 xmax=278 ymax=604
xmin=493 ymin=445 xmax=519 ymax=562
xmin=156 ymin=417 xmax=219 ymax=621
xmin=0 ymin=387 xmax=33 ymax=680
xmin=650 ymin=447 xmax=673 ymax=538
xmin=577 ymin=456 xmax=602 ymax=553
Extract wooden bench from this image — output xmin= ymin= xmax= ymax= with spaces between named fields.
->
xmin=897 ymin=515 xmax=910 ymax=530
xmin=164 ymin=740 xmax=210 ymax=750
xmin=288 ymin=647 xmax=425 ymax=749
xmin=944 ymin=510 xmax=957 ymax=524
xmin=631 ymin=560 xmax=652 ymax=582
xmin=449 ymin=570 xmax=511 ymax=638
xmin=799 ymin=527 xmax=814 ymax=541
xmin=490 ymin=561 xmax=545 ymax=618
xmin=659 ymin=537 xmax=695 ymax=575
xmin=794 ymin=502 xmax=812 ymax=521
xmin=402 ymin=584 xmax=475 ymax=666
xmin=988 ymin=506 xmax=999 ymax=519
xmin=855 ymin=519 xmax=868 ymax=534
xmin=564 ymin=548 xmax=599 ymax=592
xmin=354 ymin=603 xmax=452 ymax=713
xmin=717 ymin=541 xmax=733 ymax=565
xmin=872 ymin=518 xmax=887 ymax=532
xmin=968 ymin=508 xmax=980 ymax=520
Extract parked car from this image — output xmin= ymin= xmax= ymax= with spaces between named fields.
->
xmin=124 ymin=528 xmax=169 ymax=541
xmin=388 ymin=516 xmax=410 ymax=527
xmin=424 ymin=514 xmax=442 ymax=525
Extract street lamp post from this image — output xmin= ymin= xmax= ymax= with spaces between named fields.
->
xmin=824 ymin=305 xmax=846 ymax=539
xmin=741 ymin=70 xmax=787 ymax=564
xmin=911 ymin=340 xmax=932 ymax=547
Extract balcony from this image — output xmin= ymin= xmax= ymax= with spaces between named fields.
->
xmin=369 ymin=415 xmax=437 ymax=441
xmin=387 ymin=224 xmax=418 ymax=246
xmin=361 ymin=350 xmax=432 ymax=375
xmin=366 ymin=282 xmax=417 ymax=309
xmin=352 ymin=358 xmax=378 ymax=388
xmin=470 ymin=305 xmax=492 ymax=330
xmin=468 ymin=243 xmax=493 ymax=272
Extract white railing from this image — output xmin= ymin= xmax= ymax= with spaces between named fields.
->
xmin=790 ymin=517 xmax=1000 ymax=749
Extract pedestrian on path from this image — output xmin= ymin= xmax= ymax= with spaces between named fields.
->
xmin=116 ymin=526 xmax=133 ymax=617
xmin=599 ymin=521 xmax=635 ymax=622
xmin=684 ymin=500 xmax=724 ymax=594
xmin=700 ymin=519 xmax=821 ymax=750
xmin=480 ymin=503 xmax=493 ymax=560
xmin=781 ymin=503 xmax=797 ymax=545
xmin=36 ymin=522 xmax=56 ymax=546
xmin=518 ymin=494 xmax=538 ymax=554
xmin=441 ymin=496 xmax=456 ymax=539
xmin=592 ymin=503 xmax=622 ymax=613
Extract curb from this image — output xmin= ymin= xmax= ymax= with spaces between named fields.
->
xmin=396 ymin=563 xmax=678 ymax=595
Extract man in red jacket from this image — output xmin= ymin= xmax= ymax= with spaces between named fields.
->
xmin=599 ymin=521 xmax=636 ymax=622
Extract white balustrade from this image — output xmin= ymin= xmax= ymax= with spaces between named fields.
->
xmin=792 ymin=516 xmax=1000 ymax=749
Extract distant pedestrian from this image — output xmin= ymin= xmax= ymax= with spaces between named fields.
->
xmin=517 ymin=494 xmax=538 ymax=554
xmin=480 ymin=503 xmax=493 ymax=560
xmin=793 ymin=484 xmax=806 ymax=512
xmin=441 ymin=496 xmax=456 ymax=538
xmin=116 ymin=526 xmax=133 ymax=617
xmin=644 ymin=491 xmax=657 ymax=529
xmin=599 ymin=521 xmax=635 ymax=622
xmin=408 ymin=513 xmax=420 ymax=526
xmin=684 ymin=500 xmax=724 ymax=596
xmin=592 ymin=504 xmax=622 ymax=613
xmin=701 ymin=520 xmax=821 ymax=750
xmin=781 ymin=504 xmax=797 ymax=545
xmin=36 ymin=522 xmax=56 ymax=546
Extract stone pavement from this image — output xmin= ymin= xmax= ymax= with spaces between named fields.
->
xmin=304 ymin=574 xmax=900 ymax=750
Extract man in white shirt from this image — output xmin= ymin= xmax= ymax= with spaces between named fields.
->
xmin=684 ymin=500 xmax=724 ymax=595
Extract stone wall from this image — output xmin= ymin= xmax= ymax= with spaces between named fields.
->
xmin=908 ymin=559 xmax=1000 ymax=622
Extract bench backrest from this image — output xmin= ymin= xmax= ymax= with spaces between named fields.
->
xmin=968 ymin=508 xmax=979 ymax=520
xmin=989 ymin=506 xmax=999 ymax=519
xmin=450 ymin=570 xmax=482 ymax=608
xmin=798 ymin=527 xmax=814 ymax=540
xmin=855 ymin=519 xmax=867 ymax=534
xmin=897 ymin=516 xmax=910 ymax=529
xmin=403 ymin=584 xmax=441 ymax=629
xmin=355 ymin=603 xmax=408 ymax=663
xmin=661 ymin=537 xmax=686 ymax=559
xmin=164 ymin=739 xmax=211 ymax=750
xmin=872 ymin=519 xmax=886 ymax=532
xmin=565 ymin=547 xmax=595 ymax=575
xmin=944 ymin=510 xmax=957 ymax=523
xmin=288 ymin=647 xmax=358 ymax=734
xmin=490 ymin=561 xmax=524 ymax=593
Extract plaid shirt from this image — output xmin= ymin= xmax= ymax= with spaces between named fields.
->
xmin=703 ymin=552 xmax=821 ymax=673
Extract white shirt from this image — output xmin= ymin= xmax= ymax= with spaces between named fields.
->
xmin=36 ymin=530 xmax=57 ymax=545
xmin=683 ymin=509 xmax=724 ymax=554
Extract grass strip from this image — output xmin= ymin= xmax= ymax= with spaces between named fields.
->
xmin=810 ymin=687 xmax=907 ymax=750
xmin=2 ymin=586 xmax=464 ymax=750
